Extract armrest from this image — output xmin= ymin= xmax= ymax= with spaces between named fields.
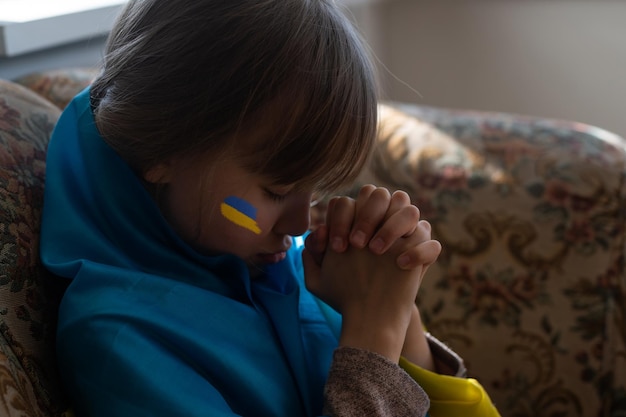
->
xmin=13 ymin=68 xmax=98 ymax=110
xmin=0 ymin=79 xmax=68 ymax=416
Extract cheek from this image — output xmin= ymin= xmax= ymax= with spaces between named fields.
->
xmin=219 ymin=196 xmax=265 ymax=235
xmin=215 ymin=195 xmax=283 ymax=241
xmin=187 ymin=208 xmax=257 ymax=256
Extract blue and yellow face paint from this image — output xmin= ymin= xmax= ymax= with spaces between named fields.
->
xmin=220 ymin=196 xmax=261 ymax=235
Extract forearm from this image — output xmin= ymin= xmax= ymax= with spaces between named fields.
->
xmin=401 ymin=305 xmax=468 ymax=376
xmin=400 ymin=305 xmax=436 ymax=371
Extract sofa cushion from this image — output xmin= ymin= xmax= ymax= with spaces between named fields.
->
xmin=0 ymin=80 xmax=66 ymax=416
xmin=13 ymin=68 xmax=97 ymax=110
xmin=351 ymin=103 xmax=626 ymax=417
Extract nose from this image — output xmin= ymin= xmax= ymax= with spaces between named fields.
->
xmin=273 ymin=194 xmax=312 ymax=236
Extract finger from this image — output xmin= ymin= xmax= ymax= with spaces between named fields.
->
xmin=390 ymin=191 xmax=417 ymax=237
xmin=396 ymin=240 xmax=442 ymax=270
xmin=326 ymin=196 xmax=356 ymax=252
xmin=304 ymin=225 xmax=328 ymax=266
xmin=310 ymin=198 xmax=328 ymax=229
xmin=418 ymin=219 xmax=431 ymax=235
xmin=351 ymin=185 xmax=377 ymax=243
xmin=406 ymin=220 xmax=432 ymax=244
xmin=349 ymin=187 xmax=391 ymax=249
xmin=393 ymin=220 xmax=436 ymax=270
xmin=368 ymin=204 xmax=421 ymax=254
xmin=302 ymin=247 xmax=322 ymax=294
xmin=354 ymin=184 xmax=377 ymax=209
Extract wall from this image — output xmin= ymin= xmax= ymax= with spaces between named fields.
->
xmin=0 ymin=0 xmax=364 ymax=81
xmin=0 ymin=1 xmax=121 ymax=80
xmin=350 ymin=0 xmax=626 ymax=138
xmin=0 ymin=37 xmax=106 ymax=80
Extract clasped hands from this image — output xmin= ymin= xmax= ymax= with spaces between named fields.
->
xmin=302 ymin=185 xmax=441 ymax=363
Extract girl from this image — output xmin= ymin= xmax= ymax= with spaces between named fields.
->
xmin=40 ymin=0 xmax=500 ymax=415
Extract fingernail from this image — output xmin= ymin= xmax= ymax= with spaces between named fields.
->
xmin=332 ymin=237 xmax=344 ymax=252
xmin=369 ymin=238 xmax=385 ymax=254
xmin=352 ymin=231 xmax=366 ymax=248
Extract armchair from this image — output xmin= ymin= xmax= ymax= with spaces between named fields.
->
xmin=347 ymin=103 xmax=626 ymax=416
xmin=1 ymin=68 xmax=624 ymax=416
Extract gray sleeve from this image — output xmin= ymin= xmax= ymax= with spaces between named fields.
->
xmin=425 ymin=332 xmax=468 ymax=378
xmin=323 ymin=346 xmax=430 ymax=417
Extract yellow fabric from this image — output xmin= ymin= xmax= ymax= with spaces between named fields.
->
xmin=400 ymin=357 xmax=501 ymax=417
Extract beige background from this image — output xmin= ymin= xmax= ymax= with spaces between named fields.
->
xmin=348 ymin=0 xmax=626 ymax=138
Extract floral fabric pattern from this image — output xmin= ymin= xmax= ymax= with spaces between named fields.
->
xmin=346 ymin=103 xmax=626 ymax=417
xmin=0 ymin=80 xmax=66 ymax=417
xmin=13 ymin=69 xmax=97 ymax=110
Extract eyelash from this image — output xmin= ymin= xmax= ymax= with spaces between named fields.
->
xmin=264 ymin=189 xmax=288 ymax=202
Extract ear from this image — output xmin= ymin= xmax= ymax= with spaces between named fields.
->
xmin=143 ymin=162 xmax=172 ymax=184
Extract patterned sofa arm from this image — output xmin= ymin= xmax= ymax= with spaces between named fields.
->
xmin=0 ymin=68 xmax=96 ymax=417
xmin=352 ymin=103 xmax=626 ymax=417
xmin=13 ymin=68 xmax=98 ymax=110
xmin=0 ymin=65 xmax=101 ymax=417
xmin=0 ymin=80 xmax=69 ymax=416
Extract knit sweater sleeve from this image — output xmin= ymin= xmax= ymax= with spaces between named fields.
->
xmin=323 ymin=346 xmax=430 ymax=417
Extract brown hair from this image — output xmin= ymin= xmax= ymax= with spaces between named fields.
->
xmin=91 ymin=0 xmax=378 ymax=193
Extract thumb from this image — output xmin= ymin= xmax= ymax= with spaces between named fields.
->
xmin=304 ymin=225 xmax=328 ymax=266
xmin=396 ymin=240 xmax=442 ymax=270
xmin=302 ymin=247 xmax=322 ymax=294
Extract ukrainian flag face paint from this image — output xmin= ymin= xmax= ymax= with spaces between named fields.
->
xmin=220 ymin=196 xmax=262 ymax=235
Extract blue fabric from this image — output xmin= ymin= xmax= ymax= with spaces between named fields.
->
xmin=40 ymin=88 xmax=341 ymax=417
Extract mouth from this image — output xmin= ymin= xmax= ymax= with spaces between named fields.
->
xmin=254 ymin=236 xmax=292 ymax=264
xmin=255 ymin=251 xmax=287 ymax=264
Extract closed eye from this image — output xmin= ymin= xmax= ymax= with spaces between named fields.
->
xmin=264 ymin=188 xmax=288 ymax=202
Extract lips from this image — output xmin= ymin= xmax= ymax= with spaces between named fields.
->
xmin=255 ymin=236 xmax=292 ymax=264
xmin=256 ymin=251 xmax=287 ymax=264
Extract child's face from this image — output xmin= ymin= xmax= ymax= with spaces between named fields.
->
xmin=145 ymin=154 xmax=314 ymax=269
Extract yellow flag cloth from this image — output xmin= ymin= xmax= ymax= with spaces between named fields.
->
xmin=399 ymin=357 xmax=501 ymax=417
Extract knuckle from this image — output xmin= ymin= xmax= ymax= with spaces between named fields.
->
xmin=404 ymin=205 xmax=420 ymax=222
xmin=391 ymin=190 xmax=411 ymax=204
xmin=333 ymin=195 xmax=352 ymax=205
xmin=370 ymin=187 xmax=391 ymax=201
xmin=355 ymin=218 xmax=377 ymax=234
xmin=330 ymin=196 xmax=354 ymax=213
xmin=358 ymin=184 xmax=377 ymax=196
xmin=418 ymin=219 xmax=431 ymax=231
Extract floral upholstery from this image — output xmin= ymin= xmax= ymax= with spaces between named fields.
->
xmin=0 ymin=80 xmax=66 ymax=416
xmin=346 ymin=104 xmax=626 ymax=416
xmin=2 ymin=69 xmax=625 ymax=416
xmin=13 ymin=69 xmax=97 ymax=111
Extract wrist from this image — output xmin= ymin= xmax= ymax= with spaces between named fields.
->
xmin=400 ymin=305 xmax=435 ymax=371
xmin=339 ymin=308 xmax=412 ymax=363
